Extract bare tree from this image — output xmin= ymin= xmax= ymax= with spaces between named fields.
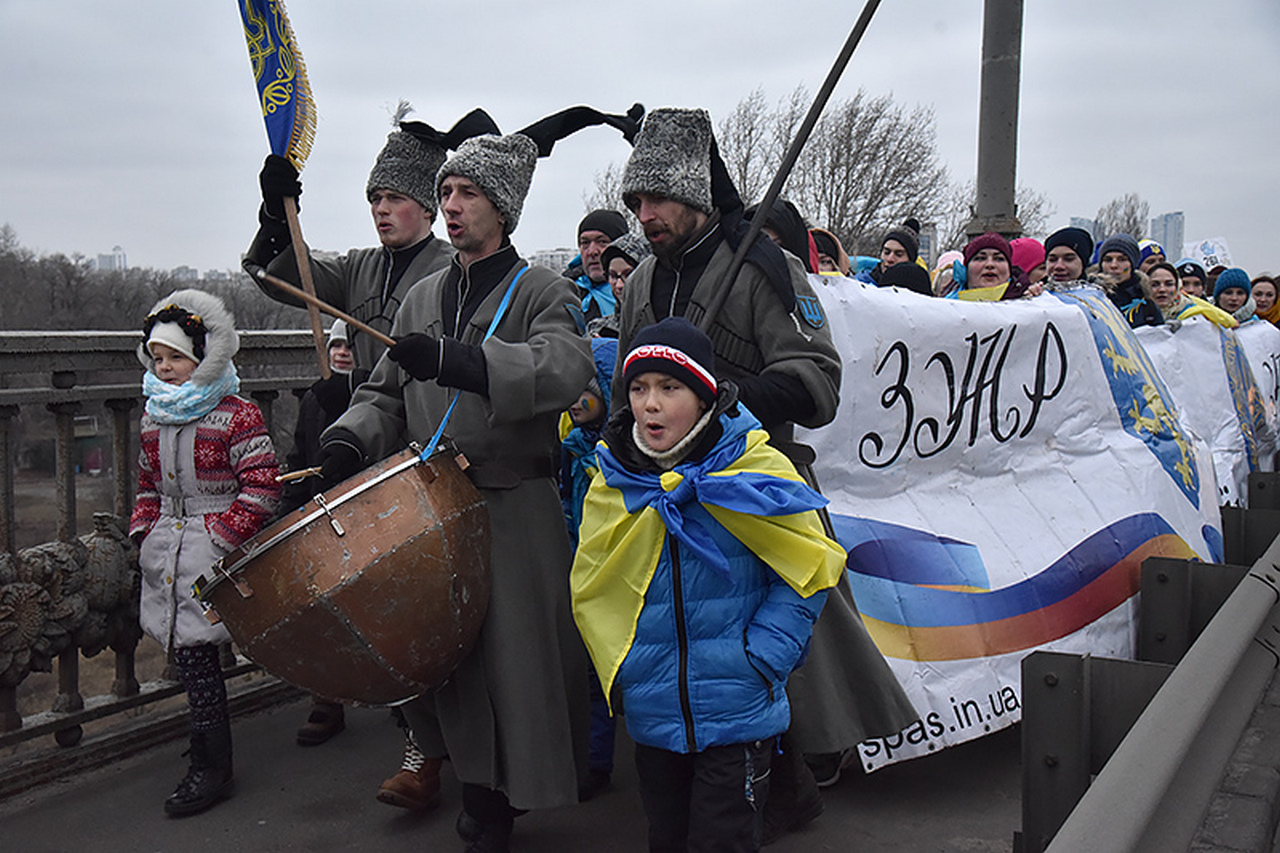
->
xmin=0 ymin=227 xmax=306 ymax=332
xmin=584 ymin=86 xmax=952 ymax=257
xmin=581 ymin=160 xmax=636 ymax=232
xmin=1014 ymin=188 xmax=1056 ymax=242
xmin=934 ymin=181 xmax=1057 ymax=253
xmin=1095 ymin=192 xmax=1149 ymax=240
xmin=783 ymin=90 xmax=950 ymax=255
xmin=714 ymin=86 xmax=804 ymax=206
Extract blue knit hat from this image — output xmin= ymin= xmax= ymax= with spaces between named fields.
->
xmin=1138 ymin=239 xmax=1165 ymax=263
xmin=1098 ymin=234 xmax=1141 ymax=272
xmin=1213 ymin=267 xmax=1252 ymax=302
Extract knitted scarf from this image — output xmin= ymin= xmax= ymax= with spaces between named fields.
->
xmin=1257 ymin=300 xmax=1280 ymax=327
xmin=143 ymin=362 xmax=240 ymax=424
xmin=579 ymin=274 xmax=618 ymax=318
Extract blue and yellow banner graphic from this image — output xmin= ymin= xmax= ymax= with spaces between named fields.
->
xmin=239 ymin=0 xmax=315 ymax=167
xmin=1052 ymin=288 xmax=1200 ymax=505
xmin=838 ymin=513 xmax=1199 ymax=661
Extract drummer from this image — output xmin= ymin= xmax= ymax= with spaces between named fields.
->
xmin=247 ymin=111 xmax=466 ymax=806
xmin=321 ymin=132 xmax=594 ymax=852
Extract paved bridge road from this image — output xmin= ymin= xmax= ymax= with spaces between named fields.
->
xmin=0 ymin=698 xmax=1021 ymax=852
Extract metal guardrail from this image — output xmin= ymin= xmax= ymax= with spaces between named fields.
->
xmin=1018 ymin=528 xmax=1280 ymax=853
xmin=1045 ymin=536 xmax=1280 ymax=852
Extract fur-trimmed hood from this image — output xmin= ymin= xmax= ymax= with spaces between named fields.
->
xmin=1090 ymin=267 xmax=1152 ymax=301
xmin=137 ymin=289 xmax=239 ymax=385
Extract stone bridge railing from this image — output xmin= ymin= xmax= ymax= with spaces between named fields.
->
xmin=0 ymin=328 xmax=318 ymax=748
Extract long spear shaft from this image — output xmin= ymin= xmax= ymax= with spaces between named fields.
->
xmin=699 ymin=0 xmax=882 ymax=333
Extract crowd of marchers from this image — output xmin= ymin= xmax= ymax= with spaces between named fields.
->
xmin=842 ymin=215 xmax=1271 ymax=334
xmin=123 ymin=99 xmax=1275 ymax=853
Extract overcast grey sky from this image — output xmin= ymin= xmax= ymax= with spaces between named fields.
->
xmin=2 ymin=0 xmax=1278 ymax=276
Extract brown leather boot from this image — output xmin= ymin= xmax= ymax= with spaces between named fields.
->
xmin=295 ymin=699 xmax=345 ymax=746
xmin=377 ymin=736 xmax=442 ymax=811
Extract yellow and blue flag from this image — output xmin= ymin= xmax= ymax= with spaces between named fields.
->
xmin=239 ymin=0 xmax=315 ymax=168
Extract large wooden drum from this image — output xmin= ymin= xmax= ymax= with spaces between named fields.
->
xmin=195 ymin=444 xmax=490 ymax=705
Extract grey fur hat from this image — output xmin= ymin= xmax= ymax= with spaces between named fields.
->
xmin=435 ymin=133 xmax=539 ymax=234
xmin=137 ymin=289 xmax=239 ymax=386
xmin=367 ymin=129 xmax=447 ymax=216
xmin=620 ymin=108 xmax=714 ymax=215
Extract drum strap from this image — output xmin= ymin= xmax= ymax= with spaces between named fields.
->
xmin=421 ymin=264 xmax=531 ymax=460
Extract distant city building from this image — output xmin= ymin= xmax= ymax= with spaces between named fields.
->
xmin=1149 ymin=212 xmax=1184 ymax=257
xmin=93 ymin=245 xmax=127 ymax=272
xmin=1069 ymin=217 xmax=1100 ymax=242
xmin=917 ymin=223 xmax=938 ymax=269
xmin=173 ymin=266 xmax=200 ymax=282
xmin=530 ymin=247 xmax=575 ymax=273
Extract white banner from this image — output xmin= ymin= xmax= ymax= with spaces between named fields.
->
xmin=1136 ymin=318 xmax=1275 ymax=506
xmin=798 ymin=278 xmax=1222 ymax=769
xmin=1235 ymin=319 xmax=1280 ymax=431
xmin=1182 ymin=237 xmax=1233 ymax=270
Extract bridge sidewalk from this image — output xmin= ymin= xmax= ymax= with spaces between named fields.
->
xmin=0 ymin=696 xmax=1021 ymax=852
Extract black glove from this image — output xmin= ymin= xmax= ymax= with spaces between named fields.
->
xmin=310 ymin=373 xmax=354 ymax=418
xmin=387 ymin=333 xmax=441 ymax=381
xmin=260 ymin=154 xmax=302 ymax=219
xmin=318 ymin=429 xmax=366 ymax=487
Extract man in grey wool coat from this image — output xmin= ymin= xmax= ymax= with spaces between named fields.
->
xmin=322 ymin=131 xmax=594 ymax=853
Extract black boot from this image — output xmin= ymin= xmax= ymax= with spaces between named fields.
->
xmin=463 ymin=820 xmax=512 ymax=853
xmin=459 ymin=784 xmax=518 ymax=852
xmin=164 ymin=723 xmax=234 ymax=817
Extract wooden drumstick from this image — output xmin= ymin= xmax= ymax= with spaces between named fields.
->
xmin=254 ymin=269 xmax=397 ymax=348
xmin=277 ymin=467 xmax=322 ymax=483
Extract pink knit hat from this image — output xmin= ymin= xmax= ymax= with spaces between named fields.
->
xmin=1010 ymin=237 xmax=1045 ymax=272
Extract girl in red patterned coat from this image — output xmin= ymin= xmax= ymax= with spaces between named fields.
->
xmin=128 ymin=289 xmax=281 ymax=817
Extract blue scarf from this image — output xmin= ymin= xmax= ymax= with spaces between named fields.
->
xmin=597 ymin=427 xmax=830 ymax=577
xmin=577 ymin=272 xmax=617 ymax=317
xmin=143 ymin=363 xmax=240 ymax=424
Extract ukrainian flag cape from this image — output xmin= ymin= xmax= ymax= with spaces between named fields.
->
xmin=1173 ymin=294 xmax=1238 ymax=329
xmin=570 ymin=423 xmax=846 ymax=703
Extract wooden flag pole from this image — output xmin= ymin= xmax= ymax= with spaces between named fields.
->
xmin=282 ymin=196 xmax=331 ymax=378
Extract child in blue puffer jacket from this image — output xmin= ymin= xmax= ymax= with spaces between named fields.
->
xmin=571 ymin=317 xmax=845 ymax=852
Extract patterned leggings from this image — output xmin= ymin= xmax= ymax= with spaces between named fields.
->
xmin=173 ymin=644 xmax=228 ymax=733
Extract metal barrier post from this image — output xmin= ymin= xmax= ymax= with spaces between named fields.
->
xmin=1019 ymin=653 xmax=1173 ymax=853
xmin=1139 ymin=558 xmax=1247 ymax=664
xmin=1020 ymin=652 xmax=1090 ymax=853
xmin=1044 ymin=540 xmax=1280 ymax=852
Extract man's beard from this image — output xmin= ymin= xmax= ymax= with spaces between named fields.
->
xmin=647 ymin=224 xmax=697 ymax=265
